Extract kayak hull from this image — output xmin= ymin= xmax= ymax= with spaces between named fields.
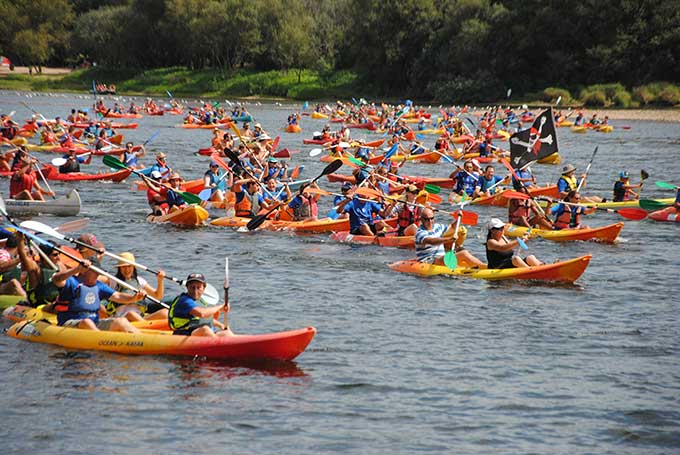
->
xmin=285 ymin=124 xmax=302 ymax=133
xmin=147 ymin=204 xmax=209 ymax=226
xmin=504 ymin=222 xmax=623 ymax=243
xmin=648 ymin=207 xmax=680 ymax=222
xmin=42 ymin=165 xmax=131 ymax=182
xmin=330 ymin=231 xmax=415 ymax=248
xmin=3 ymin=189 xmax=81 ymax=217
xmin=472 ymin=185 xmax=560 ymax=207
xmin=7 ymin=320 xmax=316 ymax=361
xmin=388 ymin=255 xmax=592 ymax=283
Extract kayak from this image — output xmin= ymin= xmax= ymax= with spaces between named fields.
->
xmin=281 ymin=217 xmax=398 ymax=234
xmin=41 ymin=165 xmax=131 ymax=182
xmin=557 ymin=120 xmax=574 ymax=127
xmin=0 ymin=295 xmax=27 ymax=311
xmin=417 ymin=128 xmax=445 ymax=135
xmin=537 ymin=152 xmax=561 ymax=165
xmin=537 ymin=198 xmax=675 ymax=210
xmin=390 ymin=151 xmax=442 ymax=164
xmin=102 ymin=111 xmax=143 ymax=119
xmin=326 ymin=173 xmax=456 ymax=189
xmin=303 ymin=138 xmax=334 ymax=145
xmin=596 ymin=125 xmax=614 ymax=133
xmin=178 ymin=123 xmax=230 ymax=129
xmin=3 ymin=188 xmax=81 ymax=217
xmin=389 ymin=255 xmax=592 ymax=283
xmin=285 ymin=124 xmax=302 ymax=133
xmin=71 ymin=122 xmax=138 ymax=130
xmin=7 ymin=319 xmax=316 ymax=361
xmin=504 ymin=222 xmax=624 ymax=244
xmin=648 ymin=207 xmax=680 ymax=222
xmin=571 ymin=126 xmax=587 ymax=133
xmin=147 ymin=204 xmax=209 ymax=226
xmin=310 ymin=112 xmax=328 ymax=119
xmin=330 ymin=231 xmax=414 ymax=248
xmin=472 ymin=185 xmax=560 ymax=207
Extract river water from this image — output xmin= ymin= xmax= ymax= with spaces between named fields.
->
xmin=0 ymin=91 xmax=678 ymax=454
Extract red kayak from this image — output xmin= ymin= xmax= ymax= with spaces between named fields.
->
xmin=303 ymin=138 xmax=337 ymax=145
xmin=41 ymin=165 xmax=131 ymax=182
xmin=101 ymin=111 xmax=143 ymax=119
xmin=71 ymin=122 xmax=138 ymax=130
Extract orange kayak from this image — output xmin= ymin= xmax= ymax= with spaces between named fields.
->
xmin=471 ymin=185 xmax=560 ymax=207
xmin=285 ymin=124 xmax=302 ymax=133
xmin=147 ymin=204 xmax=209 ymax=226
xmin=330 ymin=231 xmax=414 ymax=248
xmin=389 ymin=255 xmax=592 ymax=283
xmin=178 ymin=123 xmax=230 ymax=129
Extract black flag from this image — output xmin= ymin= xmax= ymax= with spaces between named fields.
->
xmin=509 ymin=108 xmax=558 ymax=168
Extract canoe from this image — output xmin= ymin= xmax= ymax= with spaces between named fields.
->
xmin=504 ymin=222 xmax=624 ymax=244
xmin=389 ymin=255 xmax=592 ymax=283
xmin=648 ymin=207 xmax=680 ymax=222
xmin=0 ymin=295 xmax=27 ymax=311
xmin=471 ymin=185 xmax=560 ymax=207
xmin=285 ymin=124 xmax=302 ymax=133
xmin=6 ymin=319 xmax=316 ymax=361
xmin=330 ymin=231 xmax=414 ymax=248
xmin=571 ymin=126 xmax=587 ymax=133
xmin=310 ymin=112 xmax=328 ymax=119
xmin=41 ymin=165 xmax=131 ymax=182
xmin=537 ymin=152 xmax=561 ymax=165
xmin=147 ymin=204 xmax=209 ymax=226
xmin=3 ymin=189 xmax=81 ymax=217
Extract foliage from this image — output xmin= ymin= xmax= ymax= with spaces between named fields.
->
xmin=633 ymin=82 xmax=680 ymax=106
xmin=542 ymin=88 xmax=573 ymax=105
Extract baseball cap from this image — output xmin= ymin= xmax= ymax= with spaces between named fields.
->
xmin=186 ymin=273 xmax=206 ymax=285
xmin=341 ymin=182 xmax=352 ymax=191
xmin=487 ymin=218 xmax=505 ymax=230
xmin=619 ymin=171 xmax=629 ymax=179
xmin=150 ymin=170 xmax=163 ymax=179
xmin=77 ymin=233 xmax=104 ymax=249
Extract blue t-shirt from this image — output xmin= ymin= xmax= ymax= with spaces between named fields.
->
xmin=477 ymin=175 xmax=503 ymax=194
xmin=355 ymin=168 xmax=371 ymax=186
xmin=171 ymin=293 xmax=200 ymax=321
xmin=512 ymin=168 xmax=533 ymax=188
xmin=415 ymin=223 xmax=448 ymax=262
xmin=56 ymin=276 xmax=115 ymax=325
xmin=166 ymin=189 xmax=186 ymax=208
xmin=343 ymin=198 xmax=383 ymax=232
xmin=455 ymin=172 xmax=479 ymax=196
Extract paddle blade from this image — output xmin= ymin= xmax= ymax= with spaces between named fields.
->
xmin=198 ymin=188 xmax=212 ymax=201
xmin=347 ymin=155 xmax=364 ymax=167
xmin=655 ymin=181 xmax=678 ymax=190
xmin=56 ymin=218 xmax=90 ymax=233
xmin=309 ymin=148 xmax=323 ymax=157
xmin=355 ymin=187 xmax=383 ymax=199
xmin=383 ymin=143 xmax=399 ymax=160
xmin=103 ymin=155 xmax=126 ymax=170
xmin=182 ymin=191 xmax=203 ymax=205
xmin=51 ymin=158 xmax=67 ymax=167
xmin=290 ymin=165 xmax=300 ymax=179
xmin=503 ymin=190 xmax=531 ymax=200
xmin=616 ymin=207 xmax=648 ymax=220
xmin=246 ymin=213 xmax=268 ymax=231
xmin=640 ymin=169 xmax=649 ymax=181
xmin=424 ymin=184 xmax=440 ymax=194
xmin=639 ymin=199 xmax=671 ymax=211
xmin=202 ymin=283 xmax=219 ymax=306
xmin=516 ymin=237 xmax=528 ymax=250
xmin=450 ymin=210 xmax=478 ymax=226
xmin=320 ymin=159 xmax=343 ymax=177
xmin=444 ymin=250 xmax=457 ymax=270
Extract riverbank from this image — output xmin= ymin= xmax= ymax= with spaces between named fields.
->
xmin=1 ymin=67 xmax=679 ymax=122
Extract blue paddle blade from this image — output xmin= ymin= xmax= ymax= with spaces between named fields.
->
xmin=441 ymin=154 xmax=454 ymax=164
xmin=415 ymin=133 xmax=425 ymax=140
xmin=144 ymin=130 xmax=160 ymax=145
xmin=384 ymin=143 xmax=399 ymax=160
xmin=302 ymin=101 xmax=309 ymax=110
xmin=444 ymin=250 xmax=458 ymax=270
xmin=198 ymin=188 xmax=212 ymax=201
xmin=327 ymin=208 xmax=340 ymax=220
xmin=517 ymin=238 xmax=528 ymax=250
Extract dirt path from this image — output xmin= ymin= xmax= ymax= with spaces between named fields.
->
xmin=0 ymin=66 xmax=73 ymax=76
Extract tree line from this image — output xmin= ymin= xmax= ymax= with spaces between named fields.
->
xmin=1 ymin=0 xmax=679 ymax=102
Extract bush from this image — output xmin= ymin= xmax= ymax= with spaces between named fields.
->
xmin=633 ymin=86 xmax=655 ymax=105
xmin=542 ymin=87 xmax=572 ymax=104
xmin=613 ymin=90 xmax=633 ymax=108
xmin=658 ymin=85 xmax=680 ymax=106
xmin=579 ymin=83 xmax=632 ymax=107
xmin=631 ymin=82 xmax=680 ymax=106
xmin=579 ymin=87 xmax=608 ymax=106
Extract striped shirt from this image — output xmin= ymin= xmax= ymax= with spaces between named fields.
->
xmin=415 ymin=223 xmax=447 ymax=263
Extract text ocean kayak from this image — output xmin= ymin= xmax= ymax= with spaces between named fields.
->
xmin=7 ymin=320 xmax=316 ymax=361
xmin=504 ymin=223 xmax=624 ymax=244
xmin=389 ymin=255 xmax=592 ymax=283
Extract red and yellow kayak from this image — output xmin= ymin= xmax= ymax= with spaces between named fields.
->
xmin=389 ymin=255 xmax=592 ymax=283
xmin=178 ymin=123 xmax=230 ymax=129
xmin=504 ymin=222 xmax=623 ymax=244
xmin=471 ymin=185 xmax=560 ymax=207
xmin=648 ymin=207 xmax=679 ymax=222
xmin=7 ymin=319 xmax=315 ymax=361
xmin=3 ymin=305 xmax=168 ymax=330
xmin=147 ymin=204 xmax=209 ymax=226
xmin=285 ymin=124 xmax=302 ymax=133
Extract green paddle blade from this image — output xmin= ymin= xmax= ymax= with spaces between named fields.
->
xmin=444 ymin=250 xmax=457 ymax=270
xmin=655 ymin=181 xmax=678 ymax=190
xmin=181 ymin=191 xmax=203 ymax=205
xmin=639 ymin=199 xmax=672 ymax=211
xmin=347 ymin=155 xmax=365 ymax=167
xmin=424 ymin=184 xmax=441 ymax=194
xmin=103 ymin=155 xmax=126 ymax=169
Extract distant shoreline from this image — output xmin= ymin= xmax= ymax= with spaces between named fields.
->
xmin=1 ymin=67 xmax=679 ymax=123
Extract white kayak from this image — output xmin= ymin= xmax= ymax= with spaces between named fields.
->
xmin=3 ymin=189 xmax=81 ymax=217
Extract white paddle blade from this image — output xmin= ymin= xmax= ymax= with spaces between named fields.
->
xmin=309 ymin=148 xmax=322 ymax=157
xmin=339 ymin=141 xmax=351 ymax=148
xmin=313 ymin=131 xmax=322 ymax=137
xmin=202 ymin=283 xmax=219 ymax=306
xmin=51 ymin=158 xmax=67 ymax=166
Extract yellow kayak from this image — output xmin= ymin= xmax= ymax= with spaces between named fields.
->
xmin=147 ymin=204 xmax=209 ymax=226
xmin=504 ymin=222 xmax=623 ymax=244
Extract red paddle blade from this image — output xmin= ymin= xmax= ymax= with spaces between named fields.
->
xmin=290 ymin=165 xmax=300 ymax=179
xmin=273 ymin=149 xmax=291 ymax=159
xmin=426 ymin=193 xmax=443 ymax=204
xmin=617 ymin=207 xmax=647 ymax=220
xmin=355 ymin=187 xmax=383 ymax=199
xmin=503 ymin=190 xmax=531 ymax=200
xmin=210 ymin=153 xmax=231 ymax=171
xmin=450 ymin=210 xmax=478 ymax=225
xmin=271 ymin=136 xmax=280 ymax=153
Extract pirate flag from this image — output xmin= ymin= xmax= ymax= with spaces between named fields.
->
xmin=509 ymin=108 xmax=558 ymax=168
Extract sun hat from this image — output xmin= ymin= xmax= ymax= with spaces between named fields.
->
xmin=114 ymin=252 xmax=136 ymax=268
xmin=185 ymin=273 xmax=206 ymax=284
xmin=561 ymin=164 xmax=576 ymax=174
xmin=258 ymin=134 xmax=271 ymax=141
xmin=487 ymin=218 xmax=505 ymax=230
xmin=156 ymin=152 xmax=167 ymax=159
xmin=406 ymin=184 xmax=419 ymax=193
xmin=168 ymin=172 xmax=182 ymax=181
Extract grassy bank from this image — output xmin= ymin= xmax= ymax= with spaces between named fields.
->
xmin=1 ymin=67 xmax=679 ymax=109
xmin=0 ymin=67 xmax=362 ymax=101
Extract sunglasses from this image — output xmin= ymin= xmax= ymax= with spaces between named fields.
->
xmin=422 ymin=216 xmax=435 ymax=221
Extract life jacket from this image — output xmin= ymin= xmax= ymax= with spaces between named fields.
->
xmin=553 ymin=204 xmax=581 ymax=229
xmin=54 ymin=281 xmax=102 ymax=324
xmin=124 ymin=151 xmax=138 ymax=167
xmin=613 ymin=181 xmax=626 ymax=202
xmin=235 ymin=189 xmax=259 ymax=217
xmin=59 ymin=158 xmax=80 ymax=174
xmin=27 ymin=267 xmax=59 ymax=307
xmin=397 ymin=203 xmax=419 ymax=229
xmin=105 ymin=276 xmax=144 ymax=315
xmin=558 ymin=175 xmax=578 ymax=192
xmin=509 ymin=199 xmax=530 ymax=221
xmin=485 ymin=242 xmax=514 ymax=269
xmin=292 ymin=194 xmax=317 ymax=220
xmin=168 ymin=293 xmax=212 ymax=331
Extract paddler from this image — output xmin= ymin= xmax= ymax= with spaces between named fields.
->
xmin=149 ymin=152 xmax=172 ymax=181
xmin=141 ymin=170 xmax=168 ymax=215
xmin=449 ymin=160 xmax=479 ymax=202
xmin=9 ymin=156 xmax=53 ymax=200
xmin=386 ymin=184 xmax=422 ymax=236
xmin=104 ymin=252 xmax=167 ymax=322
xmin=166 ymin=172 xmax=188 ymax=211
xmin=119 ymin=141 xmax=146 ymax=169
xmin=335 ymin=188 xmax=390 ymax=236
xmin=51 ymin=259 xmax=144 ymax=332
xmin=59 ymin=148 xmax=92 ymax=174
xmin=485 ymin=218 xmax=542 ymax=268
xmin=288 ymin=182 xmax=321 ymax=222
xmin=232 ymin=178 xmax=266 ymax=218
xmin=549 ymin=191 xmax=595 ymax=230
xmin=612 ymin=171 xmax=641 ymax=202
xmin=0 ymin=235 xmax=28 ymax=298
xmin=415 ymin=208 xmax=484 ymax=267
xmin=203 ymin=161 xmax=228 ymax=203
xmin=508 ymin=186 xmax=553 ymax=230
xmin=17 ymin=232 xmax=65 ymax=308
xmin=557 ymin=164 xmax=601 ymax=203
xmin=474 ymin=165 xmax=506 ymax=198
xmin=168 ymin=273 xmax=231 ymax=337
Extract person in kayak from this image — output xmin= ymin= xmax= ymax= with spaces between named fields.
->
xmin=203 ymin=161 xmax=228 ymax=204
xmin=415 ymin=208 xmax=484 ymax=267
xmin=141 ymin=171 xmax=168 ymax=215
xmin=16 ymin=232 xmax=66 ymax=308
xmin=0 ymin=235 xmax=28 ymax=298
xmin=51 ymin=259 xmax=144 ymax=332
xmin=104 ymin=252 xmax=167 ymax=322
xmin=166 ymin=173 xmax=188 ymax=211
xmin=168 ymin=273 xmax=231 ymax=337
xmin=474 ymin=165 xmax=506 ymax=198
xmin=612 ymin=171 xmax=641 ymax=202
xmin=232 ymin=178 xmax=267 ymax=218
xmin=331 ymin=182 xmax=352 ymax=219
xmin=508 ymin=187 xmax=554 ymax=229
xmin=335 ymin=189 xmax=390 ymax=235
xmin=59 ymin=149 xmax=92 ymax=174
xmin=9 ymin=157 xmax=53 ymax=200
xmin=449 ymin=160 xmax=479 ymax=202
xmin=549 ymin=191 xmax=595 ymax=229
xmin=558 ymin=164 xmax=602 ymax=203
xmin=511 ymin=165 xmax=537 ymax=190
xmin=288 ymin=183 xmax=321 ymax=222
xmin=352 ymin=152 xmax=372 ymax=186
xmin=387 ymin=184 xmax=422 ymax=236
xmin=120 ymin=142 xmax=146 ymax=169
xmin=485 ymin=218 xmax=542 ymax=268
xmin=150 ymin=152 xmax=172 ymax=181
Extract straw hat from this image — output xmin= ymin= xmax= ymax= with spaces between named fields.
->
xmin=114 ymin=252 xmax=136 ymax=268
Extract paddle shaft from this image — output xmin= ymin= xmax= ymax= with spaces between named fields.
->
xmin=0 ymin=204 xmax=57 ymax=269
xmin=576 ymin=146 xmax=598 ymax=192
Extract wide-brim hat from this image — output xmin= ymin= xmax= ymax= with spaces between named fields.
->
xmin=487 ymin=218 xmax=505 ymax=230
xmin=114 ymin=252 xmax=136 ymax=267
xmin=561 ymin=164 xmax=576 ymax=174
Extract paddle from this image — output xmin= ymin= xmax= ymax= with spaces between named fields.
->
xmin=103 ymin=155 xmax=202 ymax=205
xmin=443 ymin=196 xmax=473 ymax=270
xmin=223 ymin=257 xmax=229 ymax=329
xmin=198 ymin=157 xmax=232 ymax=201
xmin=246 ymin=159 xmax=343 ymax=231
xmin=27 ymin=155 xmax=56 ymax=200
xmin=655 ymin=180 xmax=679 ymax=190
xmin=309 ymin=141 xmax=350 ymax=157
xmin=536 ymin=196 xmax=647 ymax=220
xmin=576 ymin=146 xmax=598 ymax=192
xmin=51 ymin=151 xmax=92 ymax=167
xmin=19 ymin=220 xmax=219 ymax=305
xmin=142 ymin=130 xmax=160 ymax=146
xmin=639 ymin=199 xmax=672 ymax=211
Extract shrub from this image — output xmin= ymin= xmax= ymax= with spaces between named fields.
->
xmin=579 ymin=87 xmax=608 ymax=106
xmin=658 ymin=85 xmax=680 ymax=106
xmin=542 ymin=87 xmax=572 ymax=104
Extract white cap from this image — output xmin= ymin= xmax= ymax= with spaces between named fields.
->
xmin=487 ymin=218 xmax=505 ymax=230
xmin=150 ymin=171 xmax=163 ymax=179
